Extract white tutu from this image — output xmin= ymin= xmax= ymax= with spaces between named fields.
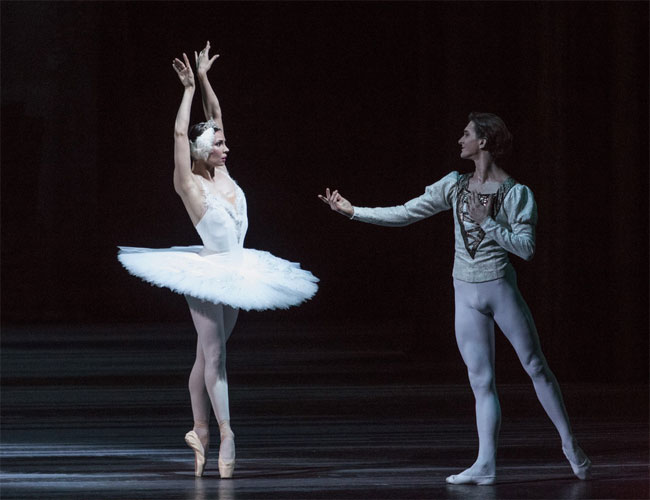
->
xmin=118 ymin=175 xmax=318 ymax=311
xmin=118 ymin=245 xmax=319 ymax=311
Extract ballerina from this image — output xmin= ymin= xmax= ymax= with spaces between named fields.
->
xmin=319 ymin=112 xmax=590 ymax=485
xmin=118 ymin=42 xmax=318 ymax=478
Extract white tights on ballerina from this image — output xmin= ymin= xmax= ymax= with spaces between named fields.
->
xmin=185 ymin=295 xmax=239 ymax=477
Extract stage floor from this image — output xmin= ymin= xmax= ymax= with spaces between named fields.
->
xmin=2 ymin=322 xmax=648 ymax=499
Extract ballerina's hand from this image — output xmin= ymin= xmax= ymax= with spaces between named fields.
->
xmin=195 ymin=41 xmax=219 ymax=76
xmin=318 ymin=188 xmax=354 ymax=217
xmin=172 ymin=53 xmax=195 ymax=88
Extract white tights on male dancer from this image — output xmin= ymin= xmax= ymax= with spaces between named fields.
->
xmin=186 ymin=295 xmax=238 ymax=463
xmin=452 ymin=268 xmax=587 ymax=480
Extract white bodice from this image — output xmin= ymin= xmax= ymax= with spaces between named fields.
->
xmin=195 ymin=176 xmax=248 ymax=254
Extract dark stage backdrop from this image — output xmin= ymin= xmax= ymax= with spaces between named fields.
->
xmin=2 ymin=2 xmax=648 ymax=382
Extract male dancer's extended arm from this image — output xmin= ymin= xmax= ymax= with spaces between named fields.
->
xmin=348 ymin=171 xmax=458 ymax=226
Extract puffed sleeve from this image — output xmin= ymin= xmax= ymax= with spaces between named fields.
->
xmin=350 ymin=171 xmax=458 ymax=227
xmin=479 ymin=184 xmax=537 ymax=261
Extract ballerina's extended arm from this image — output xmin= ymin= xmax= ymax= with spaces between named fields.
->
xmin=172 ymin=53 xmax=196 ymax=195
xmin=195 ymin=41 xmax=224 ymax=131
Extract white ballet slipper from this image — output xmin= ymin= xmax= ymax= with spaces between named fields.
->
xmin=563 ymin=446 xmax=592 ymax=480
xmin=446 ymin=472 xmax=496 ymax=485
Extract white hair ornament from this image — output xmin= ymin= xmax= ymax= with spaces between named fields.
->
xmin=189 ymin=119 xmax=219 ymax=161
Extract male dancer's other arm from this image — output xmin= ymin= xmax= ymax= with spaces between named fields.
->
xmin=467 ymin=186 xmax=537 ymax=261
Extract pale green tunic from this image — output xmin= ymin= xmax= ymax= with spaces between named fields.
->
xmin=351 ymin=171 xmax=537 ymax=283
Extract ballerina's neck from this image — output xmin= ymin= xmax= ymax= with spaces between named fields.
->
xmin=199 ymin=174 xmax=238 ymax=212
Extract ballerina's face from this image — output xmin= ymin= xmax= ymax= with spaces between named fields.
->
xmin=206 ymin=130 xmax=229 ymax=167
xmin=458 ymin=121 xmax=485 ymax=160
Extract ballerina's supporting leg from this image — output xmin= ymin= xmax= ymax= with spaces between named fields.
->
xmin=185 ymin=327 xmax=211 ymax=476
xmin=186 ymin=296 xmax=239 ymax=477
xmin=492 ymin=272 xmax=591 ymax=480
xmin=447 ymin=279 xmax=499 ymax=485
xmin=188 ymin=337 xmax=211 ymax=434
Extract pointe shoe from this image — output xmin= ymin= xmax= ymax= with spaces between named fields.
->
xmin=563 ymin=446 xmax=592 ymax=480
xmin=218 ymin=457 xmax=235 ymax=479
xmin=185 ymin=430 xmax=207 ymax=477
xmin=446 ymin=472 xmax=496 ymax=486
xmin=218 ymin=421 xmax=236 ymax=479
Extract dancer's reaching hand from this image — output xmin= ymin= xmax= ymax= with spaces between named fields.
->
xmin=173 ymin=53 xmax=195 ymax=88
xmin=195 ymin=41 xmax=219 ymax=76
xmin=318 ymin=188 xmax=354 ymax=218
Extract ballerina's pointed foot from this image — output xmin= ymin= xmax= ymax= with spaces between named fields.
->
xmin=185 ymin=429 xmax=208 ymax=477
xmin=563 ymin=444 xmax=592 ymax=480
xmin=446 ymin=472 xmax=496 ymax=486
xmin=218 ymin=457 xmax=235 ymax=479
xmin=218 ymin=421 xmax=236 ymax=479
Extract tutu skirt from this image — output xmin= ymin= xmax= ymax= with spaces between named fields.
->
xmin=117 ymin=245 xmax=318 ymax=311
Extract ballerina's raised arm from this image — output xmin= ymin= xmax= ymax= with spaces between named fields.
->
xmin=195 ymin=41 xmax=224 ymax=131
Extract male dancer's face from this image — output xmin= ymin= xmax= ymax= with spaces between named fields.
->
xmin=458 ymin=122 xmax=483 ymax=160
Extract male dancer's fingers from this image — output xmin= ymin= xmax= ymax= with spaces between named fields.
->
xmin=318 ymin=193 xmax=335 ymax=209
xmin=486 ymin=195 xmax=494 ymax=213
